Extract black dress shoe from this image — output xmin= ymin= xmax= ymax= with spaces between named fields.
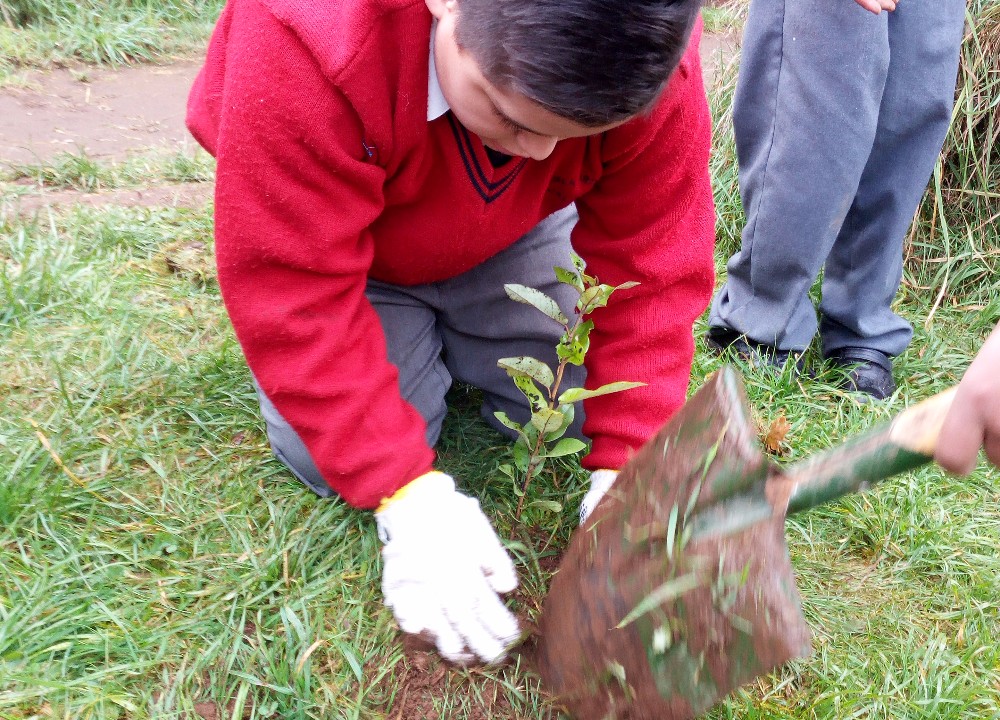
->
xmin=826 ymin=347 xmax=895 ymax=400
xmin=707 ymin=328 xmax=802 ymax=371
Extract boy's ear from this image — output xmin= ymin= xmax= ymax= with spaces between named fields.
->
xmin=425 ymin=0 xmax=456 ymax=21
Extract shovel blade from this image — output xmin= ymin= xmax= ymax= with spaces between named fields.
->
xmin=536 ymin=368 xmax=811 ymax=720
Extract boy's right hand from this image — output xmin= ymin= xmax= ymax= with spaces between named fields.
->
xmin=935 ymin=325 xmax=1000 ymax=475
xmin=375 ymin=471 xmax=521 ymax=665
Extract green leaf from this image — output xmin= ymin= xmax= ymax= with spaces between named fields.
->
xmin=331 ymin=640 xmax=365 ymax=683
xmin=576 ymin=281 xmax=639 ymax=317
xmin=529 ymin=499 xmax=563 ymax=513
xmin=571 ymin=252 xmax=598 ymax=287
xmin=504 ymin=284 xmax=569 ymax=325
xmin=512 ymin=439 xmax=530 ymax=472
xmin=557 ymin=386 xmax=586 ymax=404
xmin=576 ymin=286 xmax=601 ymax=314
xmin=498 ymin=358 xmax=549 ymax=410
xmin=556 ymin=338 xmax=582 ymax=366
xmin=497 ymin=356 xmax=555 ymax=389
xmin=577 ymin=284 xmax=617 ymax=314
xmin=530 ymin=407 xmax=565 ymax=434
xmin=493 ymin=411 xmax=524 ymax=434
xmin=513 ymin=375 xmax=547 ymax=411
xmin=554 ymin=265 xmax=585 ymax=293
xmin=497 ymin=464 xmax=516 ymax=481
xmin=557 ymin=319 xmax=594 ymax=366
xmin=559 ymin=380 xmax=645 ymax=403
xmin=544 ymin=437 xmax=587 ymax=458
xmin=545 ymin=403 xmax=575 ymax=441
xmin=665 ymin=502 xmax=680 ymax=561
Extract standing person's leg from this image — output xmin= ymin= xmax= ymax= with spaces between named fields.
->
xmin=255 ymin=283 xmax=451 ymax=497
xmin=435 ymin=206 xmax=587 ymax=440
xmin=820 ymin=0 xmax=966 ymax=359
xmin=708 ymin=0 xmax=889 ymax=353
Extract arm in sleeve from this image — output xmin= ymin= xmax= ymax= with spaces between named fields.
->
xmin=572 ymin=36 xmax=716 ymax=470
xmin=209 ymin=2 xmax=434 ymax=507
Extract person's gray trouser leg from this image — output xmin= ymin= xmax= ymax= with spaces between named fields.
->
xmin=254 ymin=206 xmax=583 ymax=495
xmin=364 ymin=280 xmax=453 ymax=446
xmin=254 ymin=279 xmax=451 ymax=497
xmin=819 ymin=0 xmax=965 ymax=356
xmin=254 ymin=377 xmax=334 ymax=496
xmin=709 ymin=0 xmax=889 ymax=351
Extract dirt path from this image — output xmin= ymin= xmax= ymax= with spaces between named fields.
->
xmin=1 ymin=35 xmax=736 ymax=214
xmin=1 ymin=60 xmax=203 ymax=166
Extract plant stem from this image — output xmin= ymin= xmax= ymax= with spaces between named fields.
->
xmin=515 ymin=318 xmax=578 ymax=518
xmin=516 ymin=428 xmax=551 ymax=517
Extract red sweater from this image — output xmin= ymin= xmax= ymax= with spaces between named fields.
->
xmin=187 ymin=0 xmax=716 ymax=509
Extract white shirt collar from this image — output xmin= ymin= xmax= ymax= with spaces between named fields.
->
xmin=427 ymin=20 xmax=450 ymax=121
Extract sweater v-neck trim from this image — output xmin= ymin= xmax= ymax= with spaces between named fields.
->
xmin=446 ymin=113 xmax=527 ymax=204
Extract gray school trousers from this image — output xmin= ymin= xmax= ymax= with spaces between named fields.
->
xmin=709 ymin=0 xmax=965 ymax=355
xmin=254 ymin=206 xmax=586 ymax=497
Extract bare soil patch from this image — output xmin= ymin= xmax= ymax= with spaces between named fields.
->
xmin=385 ymin=640 xmax=522 ymax=720
xmin=1 ymin=60 xmax=202 ymax=166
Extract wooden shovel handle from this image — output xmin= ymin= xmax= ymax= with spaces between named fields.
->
xmin=783 ymin=388 xmax=957 ymax=516
xmin=888 ymin=387 xmax=957 ymax=456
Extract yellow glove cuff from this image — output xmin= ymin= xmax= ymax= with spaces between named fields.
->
xmin=377 ymin=470 xmax=447 ymax=513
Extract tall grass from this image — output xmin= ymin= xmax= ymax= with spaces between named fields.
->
xmin=0 ymin=0 xmax=220 ymax=28
xmin=906 ymin=0 xmax=1000 ymax=320
xmin=0 ymin=0 xmax=225 ymax=67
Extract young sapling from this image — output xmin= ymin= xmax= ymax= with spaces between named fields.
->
xmin=495 ymin=252 xmax=644 ymax=517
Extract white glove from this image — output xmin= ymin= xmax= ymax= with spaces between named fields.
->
xmin=579 ymin=469 xmax=619 ymax=524
xmin=375 ymin=471 xmax=521 ymax=665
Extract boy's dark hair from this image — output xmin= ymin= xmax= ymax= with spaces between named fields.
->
xmin=454 ymin=0 xmax=702 ymax=127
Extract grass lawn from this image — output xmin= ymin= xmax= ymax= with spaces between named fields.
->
xmin=2 ymin=2 xmax=999 ymax=719
xmin=0 ymin=0 xmax=225 ymax=82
